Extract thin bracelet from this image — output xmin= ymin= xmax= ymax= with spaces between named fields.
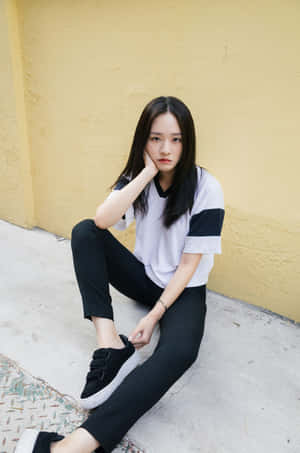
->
xmin=158 ymin=298 xmax=168 ymax=312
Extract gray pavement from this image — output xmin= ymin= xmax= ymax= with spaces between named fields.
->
xmin=0 ymin=218 xmax=299 ymax=453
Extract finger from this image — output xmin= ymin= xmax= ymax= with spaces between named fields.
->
xmin=128 ymin=334 xmax=141 ymax=343
xmin=129 ymin=332 xmax=138 ymax=342
xmin=134 ymin=342 xmax=145 ymax=349
xmin=130 ymin=334 xmax=145 ymax=345
xmin=134 ymin=335 xmax=147 ymax=346
xmin=129 ymin=330 xmax=142 ymax=342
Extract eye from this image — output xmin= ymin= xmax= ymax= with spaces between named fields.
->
xmin=174 ymin=137 xmax=182 ymax=142
xmin=150 ymin=136 xmax=160 ymax=141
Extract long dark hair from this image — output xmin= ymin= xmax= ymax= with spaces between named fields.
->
xmin=110 ymin=95 xmax=205 ymax=228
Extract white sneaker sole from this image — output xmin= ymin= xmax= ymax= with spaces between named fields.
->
xmin=80 ymin=349 xmax=141 ymax=410
xmin=15 ymin=429 xmax=39 ymax=453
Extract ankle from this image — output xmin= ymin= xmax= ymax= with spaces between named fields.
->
xmin=92 ymin=317 xmax=124 ymax=349
xmin=97 ymin=334 xmax=125 ymax=349
xmin=50 ymin=429 xmax=99 ymax=453
xmin=50 ymin=440 xmax=63 ymax=453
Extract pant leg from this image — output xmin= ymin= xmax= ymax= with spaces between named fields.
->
xmin=80 ymin=284 xmax=207 ymax=453
xmin=71 ymin=218 xmax=163 ymax=321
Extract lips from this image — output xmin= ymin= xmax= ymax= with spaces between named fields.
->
xmin=159 ymin=159 xmax=171 ymax=163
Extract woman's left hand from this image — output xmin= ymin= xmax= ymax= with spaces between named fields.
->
xmin=128 ymin=314 xmax=157 ymax=349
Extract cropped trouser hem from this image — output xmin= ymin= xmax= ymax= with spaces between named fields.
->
xmin=83 ymin=297 xmax=114 ymax=322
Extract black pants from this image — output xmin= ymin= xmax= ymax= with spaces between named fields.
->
xmin=71 ymin=218 xmax=207 ymax=453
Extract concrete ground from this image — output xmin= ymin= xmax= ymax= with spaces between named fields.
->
xmin=0 ymin=218 xmax=300 ymax=453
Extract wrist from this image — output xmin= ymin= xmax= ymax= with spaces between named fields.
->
xmin=148 ymin=300 xmax=166 ymax=322
xmin=142 ymin=166 xmax=158 ymax=180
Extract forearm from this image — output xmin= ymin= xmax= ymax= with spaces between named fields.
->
xmin=95 ymin=167 xmax=156 ymax=229
xmin=148 ymin=263 xmax=198 ymax=322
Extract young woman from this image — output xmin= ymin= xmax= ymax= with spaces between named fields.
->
xmin=16 ymin=96 xmax=225 ymax=453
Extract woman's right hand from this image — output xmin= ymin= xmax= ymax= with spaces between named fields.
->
xmin=143 ymin=149 xmax=159 ymax=176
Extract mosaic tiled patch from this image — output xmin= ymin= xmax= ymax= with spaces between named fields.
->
xmin=0 ymin=354 xmax=143 ymax=453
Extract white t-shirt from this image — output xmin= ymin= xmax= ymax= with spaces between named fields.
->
xmin=105 ymin=166 xmax=225 ymax=288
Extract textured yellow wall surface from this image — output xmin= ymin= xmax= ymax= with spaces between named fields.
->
xmin=1 ymin=0 xmax=300 ymax=320
xmin=0 ymin=0 xmax=34 ymax=226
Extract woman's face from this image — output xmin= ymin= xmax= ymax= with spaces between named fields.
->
xmin=146 ymin=112 xmax=183 ymax=177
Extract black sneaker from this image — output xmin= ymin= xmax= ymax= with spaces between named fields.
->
xmin=15 ymin=429 xmax=64 ymax=453
xmin=80 ymin=334 xmax=140 ymax=410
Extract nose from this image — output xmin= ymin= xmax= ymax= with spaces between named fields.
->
xmin=161 ymin=139 xmax=171 ymax=155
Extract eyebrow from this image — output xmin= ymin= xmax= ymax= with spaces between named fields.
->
xmin=150 ymin=132 xmax=182 ymax=135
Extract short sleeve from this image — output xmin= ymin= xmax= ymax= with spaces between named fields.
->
xmin=183 ymin=177 xmax=225 ymax=254
xmin=105 ymin=175 xmax=135 ymax=231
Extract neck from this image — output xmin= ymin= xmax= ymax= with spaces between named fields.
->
xmin=159 ymin=170 xmax=174 ymax=185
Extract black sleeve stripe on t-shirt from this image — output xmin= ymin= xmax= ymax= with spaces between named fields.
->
xmin=187 ymin=208 xmax=225 ymax=237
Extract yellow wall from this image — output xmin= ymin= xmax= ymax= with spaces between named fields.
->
xmin=1 ymin=0 xmax=300 ymax=321
xmin=0 ymin=0 xmax=34 ymax=226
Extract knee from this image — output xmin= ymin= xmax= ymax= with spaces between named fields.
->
xmin=178 ymin=344 xmax=199 ymax=369
xmin=71 ymin=218 xmax=97 ymax=249
xmin=166 ymin=341 xmax=200 ymax=372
